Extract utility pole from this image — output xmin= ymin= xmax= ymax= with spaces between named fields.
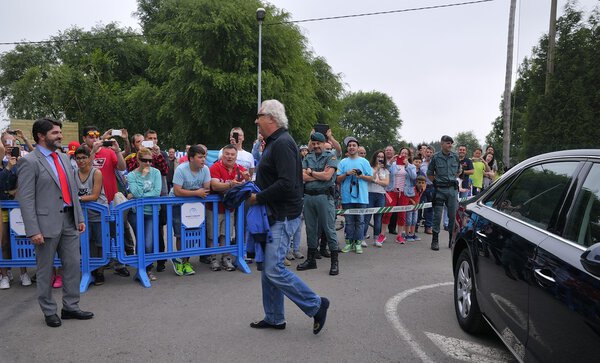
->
xmin=545 ymin=0 xmax=558 ymax=94
xmin=502 ymin=0 xmax=517 ymax=169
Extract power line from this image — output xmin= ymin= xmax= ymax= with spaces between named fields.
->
xmin=0 ymin=0 xmax=494 ymax=46
xmin=269 ymin=0 xmax=494 ymax=26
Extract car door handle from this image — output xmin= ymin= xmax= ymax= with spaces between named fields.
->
xmin=534 ymin=268 xmax=556 ymax=285
xmin=476 ymin=231 xmax=487 ymax=239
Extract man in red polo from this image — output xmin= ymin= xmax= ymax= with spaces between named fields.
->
xmin=208 ymin=144 xmax=250 ymax=271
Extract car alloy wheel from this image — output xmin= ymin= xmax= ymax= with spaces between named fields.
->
xmin=456 ymin=259 xmax=473 ymax=319
xmin=454 ymin=249 xmax=487 ymax=333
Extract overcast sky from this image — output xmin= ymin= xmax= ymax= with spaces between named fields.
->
xmin=1 ymin=0 xmax=598 ymax=145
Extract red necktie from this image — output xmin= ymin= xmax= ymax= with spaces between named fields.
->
xmin=51 ymin=152 xmax=72 ymax=206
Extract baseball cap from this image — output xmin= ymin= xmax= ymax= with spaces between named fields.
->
xmin=343 ymin=136 xmax=359 ymax=147
xmin=67 ymin=141 xmax=80 ymax=155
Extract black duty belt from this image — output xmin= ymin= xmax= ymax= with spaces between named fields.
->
xmin=304 ymin=189 xmax=330 ymax=196
xmin=434 ymin=181 xmax=458 ymax=188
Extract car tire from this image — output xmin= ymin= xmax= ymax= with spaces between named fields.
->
xmin=454 ymin=248 xmax=487 ymax=334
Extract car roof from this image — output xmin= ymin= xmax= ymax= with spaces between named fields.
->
xmin=504 ymin=149 xmax=600 ymax=178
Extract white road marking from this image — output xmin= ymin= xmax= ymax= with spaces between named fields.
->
xmin=384 ymin=282 xmax=453 ymax=363
xmin=425 ymin=332 xmax=513 ymax=363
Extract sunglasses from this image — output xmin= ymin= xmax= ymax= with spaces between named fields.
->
xmin=140 ymin=158 xmax=153 ymax=163
xmin=86 ymin=131 xmax=100 ymax=137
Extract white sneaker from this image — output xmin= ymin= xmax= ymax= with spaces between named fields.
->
xmin=20 ymin=273 xmax=32 ymax=286
xmin=361 ymin=241 xmax=368 ymax=248
xmin=374 ymin=241 xmax=383 ymax=247
xmin=0 ymin=276 xmax=9 ymax=289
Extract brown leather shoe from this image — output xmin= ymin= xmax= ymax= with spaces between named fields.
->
xmin=424 ymin=228 xmax=433 ymax=234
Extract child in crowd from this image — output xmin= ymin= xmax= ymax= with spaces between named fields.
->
xmin=74 ymin=145 xmax=109 ymax=285
xmin=405 ymin=176 xmax=426 ymax=241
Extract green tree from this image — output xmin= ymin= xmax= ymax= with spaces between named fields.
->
xmin=453 ymin=131 xmax=481 ymax=155
xmin=487 ymin=2 xmax=600 ymax=162
xmin=0 ymin=24 xmax=150 ymax=136
xmin=0 ymin=0 xmax=345 ymax=149
xmin=339 ymin=90 xmax=401 ymax=154
xmin=137 ymin=0 xmax=344 ymax=148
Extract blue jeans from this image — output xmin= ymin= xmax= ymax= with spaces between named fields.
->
xmin=290 ymin=214 xmax=302 ymax=252
xmin=364 ymin=193 xmax=385 ymax=238
xmin=128 ymin=211 xmax=154 ymax=270
xmin=261 ymin=218 xmax=321 ymax=325
xmin=342 ymin=203 xmax=367 ymax=241
xmin=406 ymin=210 xmax=418 ymax=226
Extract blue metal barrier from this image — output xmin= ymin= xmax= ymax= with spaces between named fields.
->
xmin=0 ymin=200 xmax=111 ymax=293
xmin=111 ymin=195 xmax=250 ymax=288
xmin=1 ymin=194 xmax=249 ymax=291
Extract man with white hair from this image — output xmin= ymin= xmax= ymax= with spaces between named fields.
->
xmin=247 ymin=99 xmax=329 ymax=334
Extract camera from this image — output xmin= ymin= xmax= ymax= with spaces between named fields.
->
xmin=7 ymin=130 xmax=17 ymax=135
xmin=232 ymin=132 xmax=239 ymax=143
xmin=354 ymin=169 xmax=362 ymax=176
xmin=102 ymin=140 xmax=114 ymax=147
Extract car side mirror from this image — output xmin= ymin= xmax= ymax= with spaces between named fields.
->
xmin=581 ymin=242 xmax=600 ymax=277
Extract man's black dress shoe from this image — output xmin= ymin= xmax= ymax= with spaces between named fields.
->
xmin=61 ymin=309 xmax=94 ymax=320
xmin=249 ymin=320 xmax=286 ymax=330
xmin=313 ymin=297 xmax=330 ymax=335
xmin=114 ymin=267 xmax=130 ymax=277
xmin=45 ymin=314 xmax=62 ymax=327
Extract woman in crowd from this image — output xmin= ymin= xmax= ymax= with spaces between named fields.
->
xmin=483 ymin=152 xmax=497 ymax=188
xmin=383 ymin=147 xmax=411 ymax=244
xmin=364 ymin=150 xmax=389 ymax=247
xmin=126 ymin=147 xmax=162 ymax=281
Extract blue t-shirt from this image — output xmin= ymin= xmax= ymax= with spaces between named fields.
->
xmin=337 ymin=157 xmax=372 ymax=204
xmin=168 ymin=163 xmax=211 ymax=196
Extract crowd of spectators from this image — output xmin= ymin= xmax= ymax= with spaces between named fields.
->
xmin=0 ymin=121 xmax=499 ymax=289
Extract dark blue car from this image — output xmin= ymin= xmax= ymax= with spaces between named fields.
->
xmin=451 ymin=149 xmax=600 ymax=362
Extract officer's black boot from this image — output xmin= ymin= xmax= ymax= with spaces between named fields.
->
xmin=297 ymin=248 xmax=317 ymax=271
xmin=448 ymin=231 xmax=453 ymax=249
xmin=319 ymin=239 xmax=331 ymax=258
xmin=431 ymin=233 xmax=440 ymax=251
xmin=329 ymin=250 xmax=339 ymax=276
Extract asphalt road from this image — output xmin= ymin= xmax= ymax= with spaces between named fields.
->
xmin=0 ymin=226 xmax=516 ymax=363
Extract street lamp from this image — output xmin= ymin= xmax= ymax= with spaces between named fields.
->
xmin=256 ymin=7 xmax=266 ymax=112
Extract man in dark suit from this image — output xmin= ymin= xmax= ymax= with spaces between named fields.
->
xmin=17 ymin=118 xmax=94 ymax=327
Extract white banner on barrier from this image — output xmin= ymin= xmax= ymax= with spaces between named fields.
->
xmin=9 ymin=208 xmax=26 ymax=236
xmin=181 ymin=202 xmax=205 ymax=228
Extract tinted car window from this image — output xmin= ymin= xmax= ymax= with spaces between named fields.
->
xmin=494 ymin=162 xmax=578 ymax=230
xmin=563 ymin=163 xmax=600 ymax=247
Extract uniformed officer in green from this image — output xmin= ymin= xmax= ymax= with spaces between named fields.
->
xmin=427 ymin=135 xmax=461 ymax=251
xmin=297 ymin=132 xmax=340 ymax=275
